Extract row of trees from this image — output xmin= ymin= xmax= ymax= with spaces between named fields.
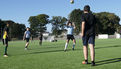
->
xmin=69 ymin=9 xmax=121 ymax=35
xmin=28 ymin=14 xmax=68 ymax=37
xmin=1 ymin=9 xmax=120 ymax=39
xmin=28 ymin=9 xmax=121 ymax=37
xmin=0 ymin=19 xmax=26 ymax=40
xmin=94 ymin=12 xmax=121 ymax=34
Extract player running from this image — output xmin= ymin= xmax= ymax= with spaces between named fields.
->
xmin=81 ymin=5 xmax=96 ymax=66
xmin=23 ymin=27 xmax=31 ymax=50
xmin=3 ymin=23 xmax=9 ymax=57
xmin=64 ymin=21 xmax=76 ymax=51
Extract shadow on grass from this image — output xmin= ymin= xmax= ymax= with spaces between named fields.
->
xmin=29 ymin=49 xmax=65 ymax=54
xmin=95 ymin=58 xmax=121 ymax=66
xmin=95 ymin=45 xmax=121 ymax=49
xmin=29 ymin=48 xmax=82 ymax=54
xmin=29 ymin=45 xmax=121 ymax=55
xmin=41 ymin=45 xmax=121 ymax=50
xmin=32 ymin=45 xmax=65 ymax=50
xmin=12 ymin=45 xmax=120 ymax=56
xmin=12 ymin=48 xmax=82 ymax=56
xmin=31 ymin=44 xmax=121 ymax=51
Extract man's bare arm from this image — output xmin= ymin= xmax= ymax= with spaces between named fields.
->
xmin=23 ymin=32 xmax=26 ymax=40
xmin=81 ymin=21 xmax=85 ymax=37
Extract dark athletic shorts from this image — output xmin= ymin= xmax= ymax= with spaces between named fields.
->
xmin=26 ymin=38 xmax=30 ymax=42
xmin=82 ymin=34 xmax=95 ymax=46
xmin=67 ymin=35 xmax=75 ymax=40
xmin=4 ymin=37 xmax=8 ymax=44
xmin=39 ymin=37 xmax=43 ymax=41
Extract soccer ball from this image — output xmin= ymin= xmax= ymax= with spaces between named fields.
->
xmin=70 ymin=0 xmax=74 ymax=4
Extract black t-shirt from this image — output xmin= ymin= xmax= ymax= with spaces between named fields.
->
xmin=81 ymin=13 xmax=96 ymax=36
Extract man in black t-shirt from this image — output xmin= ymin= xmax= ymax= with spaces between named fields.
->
xmin=81 ymin=5 xmax=96 ymax=66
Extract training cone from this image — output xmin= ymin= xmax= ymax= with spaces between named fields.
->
xmin=82 ymin=61 xmax=86 ymax=64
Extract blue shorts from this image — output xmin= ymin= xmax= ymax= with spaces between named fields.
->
xmin=82 ymin=35 xmax=95 ymax=46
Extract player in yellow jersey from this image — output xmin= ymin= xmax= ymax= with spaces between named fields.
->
xmin=3 ymin=23 xmax=9 ymax=57
xmin=3 ymin=31 xmax=7 ymax=39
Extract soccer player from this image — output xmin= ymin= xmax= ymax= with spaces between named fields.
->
xmin=64 ymin=21 xmax=76 ymax=51
xmin=3 ymin=23 xmax=9 ymax=57
xmin=39 ymin=32 xmax=43 ymax=46
xmin=23 ymin=27 xmax=31 ymax=50
xmin=81 ymin=5 xmax=96 ymax=66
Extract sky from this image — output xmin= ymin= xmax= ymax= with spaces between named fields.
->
xmin=0 ymin=0 xmax=121 ymax=32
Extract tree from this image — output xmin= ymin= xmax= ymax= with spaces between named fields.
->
xmin=0 ymin=20 xmax=26 ymax=40
xmin=94 ymin=12 xmax=120 ymax=35
xmin=0 ymin=19 xmax=5 ymax=39
xmin=51 ymin=16 xmax=67 ymax=37
xmin=28 ymin=14 xmax=49 ymax=37
xmin=68 ymin=9 xmax=83 ymax=35
xmin=10 ymin=23 xmax=25 ymax=39
xmin=69 ymin=9 xmax=120 ymax=35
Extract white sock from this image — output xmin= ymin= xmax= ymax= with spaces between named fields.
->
xmin=64 ymin=43 xmax=68 ymax=50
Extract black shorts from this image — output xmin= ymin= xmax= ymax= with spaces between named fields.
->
xmin=4 ymin=37 xmax=8 ymax=44
xmin=67 ymin=35 xmax=75 ymax=40
xmin=26 ymin=38 xmax=30 ymax=42
xmin=82 ymin=34 xmax=95 ymax=46
xmin=39 ymin=37 xmax=43 ymax=41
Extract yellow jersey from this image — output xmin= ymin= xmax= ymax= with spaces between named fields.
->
xmin=3 ymin=31 xmax=7 ymax=39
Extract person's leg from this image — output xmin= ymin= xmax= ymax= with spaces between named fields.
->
xmin=64 ymin=40 xmax=69 ymax=51
xmin=89 ymin=44 xmax=95 ymax=62
xmin=72 ymin=39 xmax=76 ymax=50
xmin=83 ymin=46 xmax=88 ymax=63
xmin=39 ymin=40 xmax=42 ymax=45
xmin=25 ymin=38 xmax=29 ymax=50
xmin=89 ymin=44 xmax=95 ymax=66
xmin=71 ymin=35 xmax=76 ymax=50
xmin=2 ymin=39 xmax=5 ymax=45
xmin=41 ymin=40 xmax=43 ymax=45
xmin=64 ymin=35 xmax=70 ymax=51
xmin=4 ymin=38 xmax=8 ymax=57
xmin=88 ymin=35 xmax=95 ymax=66
xmin=4 ymin=44 xmax=8 ymax=55
xmin=25 ymin=42 xmax=29 ymax=48
xmin=82 ymin=36 xmax=89 ymax=64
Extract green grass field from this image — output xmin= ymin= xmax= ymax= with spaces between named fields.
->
xmin=0 ymin=39 xmax=121 ymax=69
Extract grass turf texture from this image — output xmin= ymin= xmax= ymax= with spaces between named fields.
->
xmin=0 ymin=39 xmax=121 ymax=69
